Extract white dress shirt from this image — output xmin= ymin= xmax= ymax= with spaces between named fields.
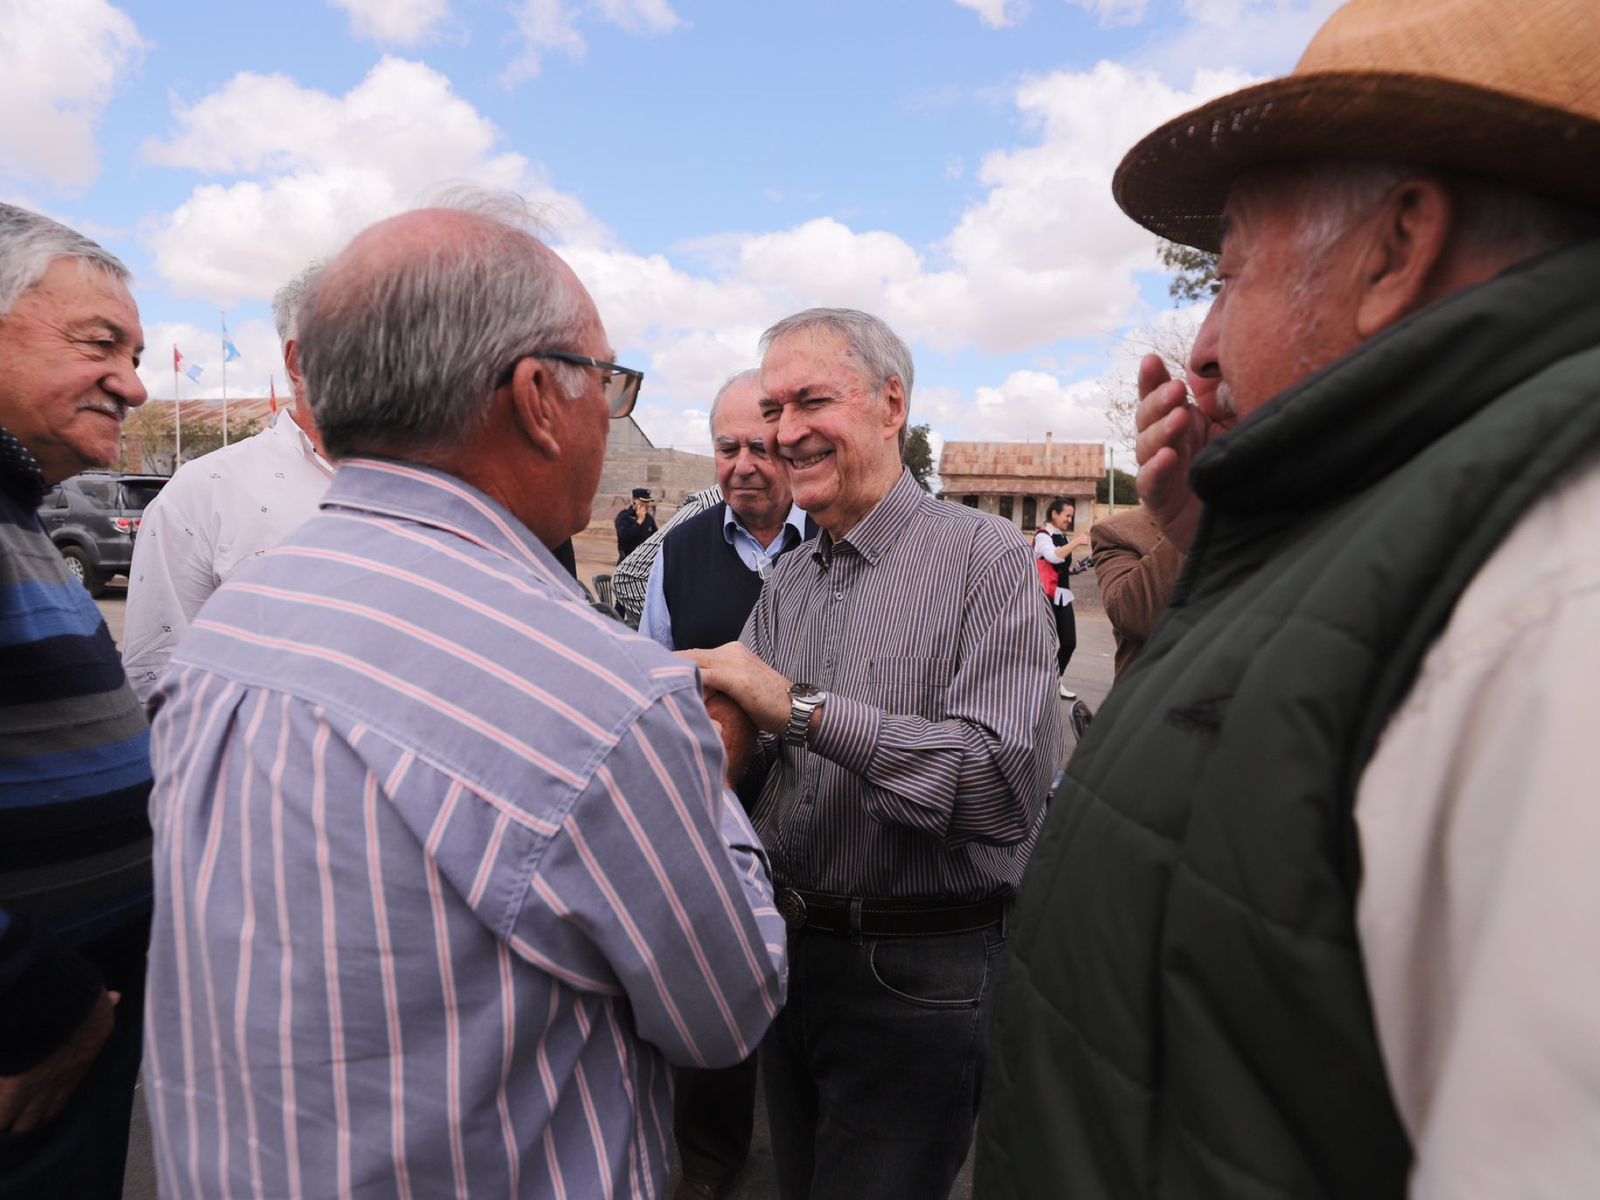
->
xmin=123 ymin=409 xmax=333 ymax=701
xmin=638 ymin=502 xmax=808 ymax=650
xmin=1356 ymin=449 xmax=1600 ymax=1198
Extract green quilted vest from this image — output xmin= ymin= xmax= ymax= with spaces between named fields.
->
xmin=976 ymin=239 xmax=1600 ymax=1199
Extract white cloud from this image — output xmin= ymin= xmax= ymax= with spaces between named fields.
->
xmin=953 ymin=0 xmax=1029 ymax=29
xmin=1143 ymin=0 xmax=1339 ymax=74
xmin=142 ymin=57 xmax=601 ymax=305
xmin=1066 ymin=0 xmax=1149 ymax=25
xmin=0 ymin=0 xmax=144 ymax=189
xmin=968 ymin=370 xmax=1115 ymax=443
xmin=139 ymin=318 xmax=287 ymax=404
xmin=328 ymin=0 xmax=450 ymax=44
xmin=504 ymin=0 xmax=680 ymax=83
xmin=592 ymin=0 xmax=681 ymax=34
xmin=135 ymin=52 xmax=1250 ymax=464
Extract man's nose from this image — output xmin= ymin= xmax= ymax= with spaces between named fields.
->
xmin=776 ymin=406 xmax=807 ymax=446
xmin=1186 ymin=310 xmax=1222 ymax=404
xmin=108 ymin=359 xmax=149 ymax=408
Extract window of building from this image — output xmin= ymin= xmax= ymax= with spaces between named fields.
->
xmin=962 ymin=495 xmax=979 ymax=508
xmin=999 ymin=496 xmax=1014 ymax=521
xmin=1022 ymin=497 xmax=1037 ymax=528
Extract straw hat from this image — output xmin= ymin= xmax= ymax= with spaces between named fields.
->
xmin=1113 ymin=0 xmax=1600 ymax=252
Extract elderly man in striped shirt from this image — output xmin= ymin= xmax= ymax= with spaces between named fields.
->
xmin=143 ymin=198 xmax=788 ymax=1199
xmin=689 ymin=308 xmax=1064 ymax=1200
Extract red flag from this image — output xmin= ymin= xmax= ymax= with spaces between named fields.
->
xmin=269 ymin=375 xmax=278 ymax=414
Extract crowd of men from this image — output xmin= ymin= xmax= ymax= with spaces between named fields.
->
xmin=1 ymin=0 xmax=1597 ymax=1196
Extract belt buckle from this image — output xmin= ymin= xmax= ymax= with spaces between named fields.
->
xmin=777 ymin=888 xmax=808 ymax=930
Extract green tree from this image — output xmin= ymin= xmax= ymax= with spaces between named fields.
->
xmin=119 ymin=404 xmax=264 ymax=474
xmin=1096 ymin=467 xmax=1138 ymax=505
xmin=1158 ymin=239 xmax=1221 ymax=304
xmin=902 ymin=422 xmax=935 ymax=491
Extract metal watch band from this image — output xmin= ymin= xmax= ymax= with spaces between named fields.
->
xmin=784 ymin=686 xmax=826 ymax=747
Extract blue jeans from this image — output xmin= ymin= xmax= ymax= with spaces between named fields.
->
xmin=761 ymin=919 xmax=1007 ymax=1200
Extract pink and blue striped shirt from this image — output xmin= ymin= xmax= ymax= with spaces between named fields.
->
xmin=144 ymin=459 xmax=787 ymax=1199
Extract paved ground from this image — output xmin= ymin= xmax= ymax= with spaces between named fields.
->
xmin=103 ymin=589 xmax=1113 ymax=1198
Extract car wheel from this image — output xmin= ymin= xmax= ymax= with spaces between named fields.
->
xmin=59 ymin=545 xmax=106 ymax=597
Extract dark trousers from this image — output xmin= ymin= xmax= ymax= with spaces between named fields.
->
xmin=761 ymin=920 xmax=1006 ymax=1200
xmin=1052 ymin=601 xmax=1077 ymax=675
xmin=0 ymin=923 xmax=146 ymax=1200
xmin=674 ymin=1055 xmax=759 ymax=1187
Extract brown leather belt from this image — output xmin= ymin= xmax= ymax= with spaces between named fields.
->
xmin=776 ymin=889 xmax=1007 ymax=937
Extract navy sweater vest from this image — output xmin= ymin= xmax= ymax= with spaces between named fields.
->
xmin=660 ymin=503 xmax=811 ymax=650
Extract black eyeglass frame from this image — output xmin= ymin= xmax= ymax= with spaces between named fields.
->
xmin=496 ymin=351 xmax=643 ymax=419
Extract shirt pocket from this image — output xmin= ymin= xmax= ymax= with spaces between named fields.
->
xmin=868 ymin=655 xmax=954 ymax=720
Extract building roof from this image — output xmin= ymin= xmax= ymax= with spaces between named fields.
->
xmin=939 ymin=440 xmax=1105 ymax=482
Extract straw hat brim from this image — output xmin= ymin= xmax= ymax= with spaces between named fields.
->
xmin=1113 ymin=72 xmax=1600 ymax=253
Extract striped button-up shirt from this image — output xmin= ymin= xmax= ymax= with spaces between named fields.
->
xmin=145 ymin=460 xmax=787 ymax=1200
xmin=744 ymin=469 xmax=1064 ymax=901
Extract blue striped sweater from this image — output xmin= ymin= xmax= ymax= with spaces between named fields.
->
xmin=0 ymin=427 xmax=152 ymax=1072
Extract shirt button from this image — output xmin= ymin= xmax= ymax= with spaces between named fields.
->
xmin=834 ymin=590 xmax=844 ymax=601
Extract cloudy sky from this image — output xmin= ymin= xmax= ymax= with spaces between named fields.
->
xmin=0 ymin=0 xmax=1338 ymax=458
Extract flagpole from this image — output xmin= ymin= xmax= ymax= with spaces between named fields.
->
xmin=221 ymin=314 xmax=229 ymax=446
xmin=172 ymin=345 xmax=182 ymax=467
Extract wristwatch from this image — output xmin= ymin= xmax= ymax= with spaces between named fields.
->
xmin=784 ymin=683 xmax=829 ymax=747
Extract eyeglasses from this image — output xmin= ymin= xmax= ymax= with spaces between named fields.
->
xmin=497 ymin=351 xmax=643 ymax=419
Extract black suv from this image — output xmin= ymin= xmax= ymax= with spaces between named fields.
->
xmin=37 ymin=472 xmax=169 ymax=597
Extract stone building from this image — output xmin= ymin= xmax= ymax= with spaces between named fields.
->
xmin=938 ymin=434 xmax=1105 ymax=532
xmin=592 ymin=415 xmax=716 ymax=520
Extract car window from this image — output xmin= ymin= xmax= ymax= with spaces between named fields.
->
xmin=119 ymin=481 xmax=166 ymax=511
xmin=76 ymin=480 xmax=119 ymax=508
xmin=41 ymin=486 xmax=66 ymax=509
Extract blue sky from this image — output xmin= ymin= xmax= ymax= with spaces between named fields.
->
xmin=1 ymin=0 xmax=1337 ymax=456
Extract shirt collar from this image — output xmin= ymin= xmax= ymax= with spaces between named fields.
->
xmin=271 ymin=408 xmax=334 ymax=475
xmin=0 ymin=425 xmax=48 ymax=506
xmin=722 ymin=500 xmax=809 ymax=549
xmin=814 ymin=468 xmax=925 ymax=568
xmin=318 ymin=457 xmax=583 ymax=599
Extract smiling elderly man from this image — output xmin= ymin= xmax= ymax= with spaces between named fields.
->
xmin=640 ymin=368 xmax=814 ymax=1200
xmin=979 ymin=1 xmax=1600 ymax=1197
xmin=688 ymin=308 xmax=1062 ymax=1200
xmin=0 ymin=204 xmax=153 ymax=1196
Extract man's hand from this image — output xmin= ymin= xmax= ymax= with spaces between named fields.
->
xmin=680 ymin=643 xmax=793 ymax=735
xmin=1133 ymin=353 xmax=1219 ymax=552
xmin=0 ymin=988 xmax=118 ymax=1134
xmin=704 ymin=689 xmax=757 ymax=785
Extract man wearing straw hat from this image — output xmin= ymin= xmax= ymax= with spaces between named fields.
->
xmin=979 ymin=1 xmax=1600 ymax=1196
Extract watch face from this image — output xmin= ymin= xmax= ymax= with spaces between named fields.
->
xmin=789 ymin=682 xmax=822 ymax=701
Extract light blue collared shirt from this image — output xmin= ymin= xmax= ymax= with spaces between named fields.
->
xmin=639 ymin=501 xmax=809 ymax=650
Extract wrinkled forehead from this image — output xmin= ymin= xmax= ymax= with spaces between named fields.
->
xmin=760 ymin=327 xmax=872 ymax=394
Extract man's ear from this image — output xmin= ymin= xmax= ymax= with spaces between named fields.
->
xmin=507 ymin=357 xmax=564 ymax=459
xmin=879 ymin=375 xmax=908 ymax=441
xmin=284 ymin=339 xmax=305 ymax=395
xmin=1355 ymin=177 xmax=1455 ymax=338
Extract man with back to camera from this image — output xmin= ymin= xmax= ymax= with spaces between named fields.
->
xmin=142 ymin=195 xmax=787 ymax=1198
xmin=687 ymin=307 xmax=1063 ymax=1200
xmin=639 ymin=367 xmax=813 ymax=1199
xmin=0 ymin=203 xmax=153 ymax=1197
xmin=122 ymin=260 xmax=333 ymax=702
xmin=978 ymin=1 xmax=1600 ymax=1195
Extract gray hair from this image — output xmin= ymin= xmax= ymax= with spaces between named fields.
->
xmin=271 ymin=259 xmax=328 ymax=346
xmin=1240 ymin=160 xmax=1600 ymax=271
xmin=297 ymin=194 xmax=590 ymax=460
xmin=707 ymin=368 xmax=761 ymax=437
xmin=758 ymin=307 xmax=915 ymax=449
xmin=0 ymin=203 xmax=130 ymax=317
